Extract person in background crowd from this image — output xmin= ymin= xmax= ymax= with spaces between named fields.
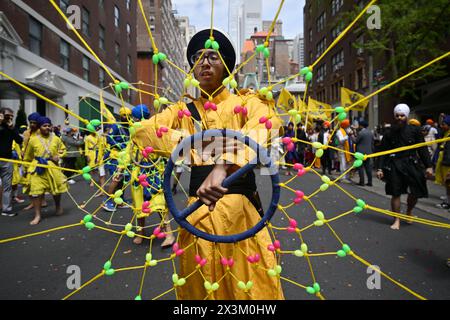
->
xmin=0 ymin=107 xmax=23 ymax=217
xmin=23 ymin=116 xmax=67 ymax=225
xmin=318 ymin=121 xmax=332 ymax=175
xmin=377 ymin=104 xmax=433 ymax=230
xmin=355 ymin=120 xmax=374 ymax=186
xmin=434 ymin=115 xmax=450 ymax=210
xmin=61 ymin=127 xmax=84 ymax=185
xmin=336 ymin=119 xmax=353 ymax=182
xmin=296 ymin=123 xmax=308 ymax=166
xmin=283 ymin=122 xmax=298 ymax=175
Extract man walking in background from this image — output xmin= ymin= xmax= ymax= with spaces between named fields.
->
xmin=0 ymin=107 xmax=23 ymax=216
xmin=356 ymin=120 xmax=374 ymax=186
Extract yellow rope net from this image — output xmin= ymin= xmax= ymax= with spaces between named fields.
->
xmin=0 ymin=0 xmax=448 ymax=301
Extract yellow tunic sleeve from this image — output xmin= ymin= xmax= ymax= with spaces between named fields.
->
xmin=52 ymin=136 xmax=66 ymax=158
xmin=133 ymin=103 xmax=185 ymax=157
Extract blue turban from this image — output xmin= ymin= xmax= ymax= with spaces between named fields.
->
xmin=37 ymin=116 xmax=52 ymax=127
xmin=132 ymin=104 xmax=150 ymax=120
xmin=28 ymin=112 xmax=41 ymax=122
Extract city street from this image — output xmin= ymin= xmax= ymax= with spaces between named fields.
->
xmin=0 ymin=169 xmax=449 ymax=300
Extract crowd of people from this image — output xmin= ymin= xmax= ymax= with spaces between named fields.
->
xmin=279 ymin=110 xmax=450 ymax=222
xmin=0 ymin=105 xmax=174 ymax=244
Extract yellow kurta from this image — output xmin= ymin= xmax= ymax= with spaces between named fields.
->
xmin=21 ymin=129 xmax=39 ymax=194
xmin=84 ymin=133 xmax=106 ymax=168
xmin=126 ymin=142 xmax=167 ymax=219
xmin=133 ymin=88 xmax=284 ymax=300
xmin=23 ymin=134 xmax=68 ymax=196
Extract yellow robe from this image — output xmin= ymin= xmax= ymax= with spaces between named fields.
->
xmin=21 ymin=129 xmax=39 ymax=194
xmin=133 ymin=88 xmax=284 ymax=300
xmin=126 ymin=142 xmax=167 ymax=219
xmin=84 ymin=133 xmax=105 ymax=168
xmin=23 ymin=134 xmax=68 ymax=196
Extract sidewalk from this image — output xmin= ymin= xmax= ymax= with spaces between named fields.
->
xmin=342 ymin=172 xmax=450 ymax=221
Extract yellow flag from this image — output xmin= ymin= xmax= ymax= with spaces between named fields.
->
xmin=277 ymin=88 xmax=297 ymax=110
xmin=99 ymin=90 xmax=116 ymax=123
xmin=307 ymin=98 xmax=331 ymax=120
xmin=297 ymin=97 xmax=307 ymax=113
xmin=341 ymin=87 xmax=369 ymax=112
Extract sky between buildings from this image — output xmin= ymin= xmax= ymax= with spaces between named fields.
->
xmin=172 ymin=0 xmax=305 ymax=40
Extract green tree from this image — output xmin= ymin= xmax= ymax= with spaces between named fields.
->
xmin=345 ymin=0 xmax=450 ymax=98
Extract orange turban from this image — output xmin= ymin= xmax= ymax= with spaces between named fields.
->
xmin=340 ymin=119 xmax=350 ymax=129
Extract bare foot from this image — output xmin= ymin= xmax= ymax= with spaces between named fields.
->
xmin=390 ymin=220 xmax=400 ymax=230
xmin=30 ymin=217 xmax=41 ymax=225
xmin=161 ymin=234 xmax=175 ymax=248
xmin=133 ymin=236 xmax=143 ymax=245
xmin=24 ymin=203 xmax=34 ymax=210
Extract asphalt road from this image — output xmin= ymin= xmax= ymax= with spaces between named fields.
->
xmin=0 ymin=169 xmax=449 ymax=300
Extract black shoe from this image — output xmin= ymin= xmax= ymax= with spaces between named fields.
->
xmin=172 ymin=187 xmax=177 ymax=195
xmin=358 ymin=182 xmax=365 ymax=186
xmin=366 ymin=183 xmax=373 ymax=187
xmin=436 ymin=202 xmax=450 ymax=209
xmin=1 ymin=212 xmax=17 ymax=217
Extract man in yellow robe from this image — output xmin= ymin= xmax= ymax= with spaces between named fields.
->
xmin=84 ymin=127 xmax=106 ymax=190
xmin=132 ymin=29 xmax=284 ymax=300
xmin=23 ymin=116 xmax=67 ymax=225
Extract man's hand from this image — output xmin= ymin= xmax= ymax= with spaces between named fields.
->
xmin=425 ymin=167 xmax=433 ymax=179
xmin=196 ymin=163 xmax=229 ymax=211
xmin=51 ymin=156 xmax=59 ymax=163
xmin=0 ymin=113 xmax=3 ymax=122
xmin=376 ymin=169 xmax=384 ymax=180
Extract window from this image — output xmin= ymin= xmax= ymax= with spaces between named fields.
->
xmin=115 ymin=42 xmax=120 ymax=64
xmin=331 ymin=0 xmax=344 ymax=16
xmin=82 ymin=7 xmax=90 ymax=36
xmin=99 ymin=25 xmax=105 ymax=50
xmin=150 ymin=0 xmax=155 ymax=7
xmin=60 ymin=0 xmax=70 ymax=12
xmin=126 ymin=23 xmax=131 ymax=42
xmin=82 ymin=55 xmax=90 ymax=81
xmin=316 ymin=12 xmax=326 ymax=32
xmin=126 ymin=0 xmax=131 ymax=10
xmin=99 ymin=0 xmax=104 ymax=8
xmin=309 ymin=28 xmax=312 ymax=42
xmin=331 ymin=49 xmax=344 ymax=71
xmin=99 ymin=68 xmax=105 ymax=88
xmin=114 ymin=6 xmax=120 ymax=27
xmin=60 ymin=39 xmax=70 ymax=71
xmin=331 ymin=23 xmax=343 ymax=40
xmin=29 ymin=16 xmax=42 ymax=55
xmin=127 ymin=55 xmax=132 ymax=74
xmin=316 ymin=64 xmax=327 ymax=83
xmin=316 ymin=37 xmax=326 ymax=57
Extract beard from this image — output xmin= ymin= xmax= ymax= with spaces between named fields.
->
xmin=393 ymin=118 xmax=407 ymax=131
